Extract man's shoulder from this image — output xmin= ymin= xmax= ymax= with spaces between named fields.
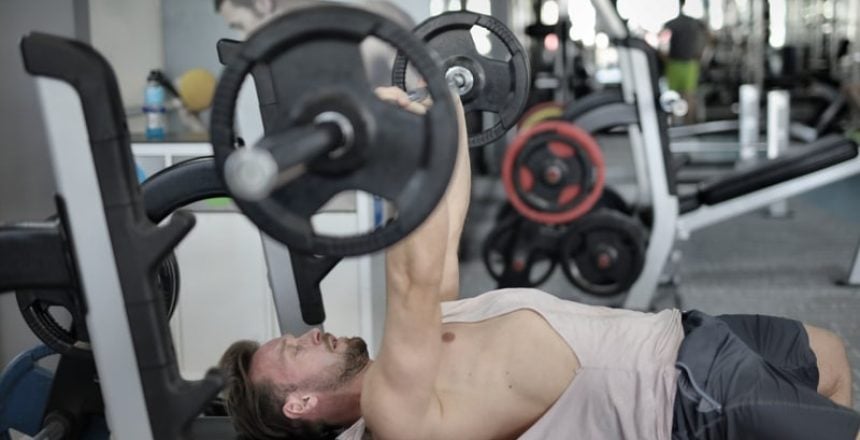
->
xmin=442 ymin=288 xmax=560 ymax=313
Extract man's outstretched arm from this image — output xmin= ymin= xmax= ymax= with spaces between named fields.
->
xmin=361 ymin=87 xmax=469 ymax=438
xmin=374 ymin=87 xmax=471 ymax=301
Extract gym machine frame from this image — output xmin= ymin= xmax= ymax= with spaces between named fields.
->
xmin=588 ymin=1 xmax=860 ymax=309
xmin=17 ymin=34 xmax=231 ymax=439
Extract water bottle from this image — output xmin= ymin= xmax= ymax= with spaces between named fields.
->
xmin=143 ymin=70 xmax=167 ymax=140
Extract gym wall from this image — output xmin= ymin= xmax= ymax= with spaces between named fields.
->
xmin=0 ymin=0 xmax=79 ymax=368
xmin=0 ymin=0 xmax=163 ymax=368
xmin=383 ymin=0 xmax=431 ymax=21
xmin=161 ymin=0 xmax=234 ymax=86
xmin=159 ymin=0 xmax=432 ymax=89
xmin=89 ymin=0 xmax=165 ymax=110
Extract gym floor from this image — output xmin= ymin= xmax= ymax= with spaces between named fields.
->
xmin=459 ymin=172 xmax=860 ymax=411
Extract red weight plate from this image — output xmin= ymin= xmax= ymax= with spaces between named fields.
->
xmin=502 ymin=120 xmax=606 ymax=225
xmin=549 ymin=141 xmax=575 ymax=158
xmin=558 ymin=184 xmax=582 ymax=206
xmin=518 ymin=166 xmax=535 ymax=192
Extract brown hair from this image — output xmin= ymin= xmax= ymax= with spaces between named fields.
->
xmin=218 ymin=340 xmax=347 ymax=440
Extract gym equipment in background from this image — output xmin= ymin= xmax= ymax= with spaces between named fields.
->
xmin=15 ymin=253 xmax=178 ymax=360
xmin=211 ymin=6 xmax=459 ymax=257
xmin=482 ymin=188 xmax=642 ymax=295
xmin=486 ymin=1 xmax=860 ymax=306
xmin=540 ymin=7 xmax=860 ymax=310
xmin=518 ymin=101 xmax=564 ymax=131
xmin=1 ymin=346 xmax=56 ymax=440
xmin=14 ymin=30 xmax=226 ymax=439
xmin=482 ymin=208 xmax=562 ymax=288
xmin=392 ymin=11 xmax=531 ymax=148
xmin=0 ymin=346 xmax=109 ymax=440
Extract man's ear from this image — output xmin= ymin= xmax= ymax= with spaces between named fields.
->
xmin=253 ymin=0 xmax=274 ymax=15
xmin=283 ymin=392 xmax=319 ymax=419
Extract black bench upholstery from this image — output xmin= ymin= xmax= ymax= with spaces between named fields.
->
xmin=696 ymin=135 xmax=858 ymax=206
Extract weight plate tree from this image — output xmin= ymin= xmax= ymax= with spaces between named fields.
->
xmin=393 ymin=11 xmax=531 ymax=147
xmin=211 ymin=5 xmax=459 ymax=257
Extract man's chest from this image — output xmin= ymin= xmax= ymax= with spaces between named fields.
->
xmin=427 ymin=311 xmax=580 ymax=438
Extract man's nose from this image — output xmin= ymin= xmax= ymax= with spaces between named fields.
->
xmin=300 ymin=328 xmax=322 ymax=345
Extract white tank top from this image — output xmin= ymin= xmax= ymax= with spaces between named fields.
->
xmin=338 ymin=289 xmax=684 ymax=440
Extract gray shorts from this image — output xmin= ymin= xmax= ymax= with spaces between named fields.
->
xmin=672 ymin=310 xmax=860 ymax=440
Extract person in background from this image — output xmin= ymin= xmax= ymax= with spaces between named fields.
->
xmin=215 ymin=0 xmax=415 ymax=87
xmin=661 ymin=0 xmax=711 ymax=124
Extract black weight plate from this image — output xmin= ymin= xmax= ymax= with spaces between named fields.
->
xmin=211 ymin=5 xmax=459 ymax=257
xmin=393 ymin=11 xmax=531 ymax=147
xmin=16 ymin=289 xmax=91 ymax=359
xmin=494 ymin=202 xmax=517 ymax=222
xmin=15 ymin=157 xmax=224 ymax=360
xmin=596 ymin=187 xmax=633 ymax=216
xmin=482 ymin=215 xmax=561 ymax=288
xmin=16 ymin=255 xmax=180 ymax=360
xmin=560 ymin=209 xmax=647 ymax=297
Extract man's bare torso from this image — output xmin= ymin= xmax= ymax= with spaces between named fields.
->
xmin=365 ymin=310 xmax=581 ymax=440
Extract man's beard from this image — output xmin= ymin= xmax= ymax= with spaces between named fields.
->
xmin=307 ymin=337 xmax=370 ymax=392
xmin=337 ymin=337 xmax=370 ymax=383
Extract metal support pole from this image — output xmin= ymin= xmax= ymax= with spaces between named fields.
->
xmin=555 ymin=0 xmax=570 ymax=103
xmin=766 ymin=90 xmax=792 ymax=218
xmin=260 ymin=235 xmax=317 ymax=335
xmin=36 ymin=78 xmax=153 ymax=439
xmin=749 ymin=0 xmax=767 ymax=89
xmin=739 ymin=84 xmax=761 ymax=163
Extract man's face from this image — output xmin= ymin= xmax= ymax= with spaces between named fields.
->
xmin=218 ymin=0 xmax=317 ymax=39
xmin=250 ymin=328 xmax=370 ymax=393
xmin=218 ymin=1 xmax=267 ymax=38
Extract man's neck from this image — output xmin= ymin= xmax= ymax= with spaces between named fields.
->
xmin=321 ymin=362 xmax=374 ymax=426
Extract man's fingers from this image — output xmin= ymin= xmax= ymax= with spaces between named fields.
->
xmin=405 ymin=101 xmax=428 ymax=115
xmin=375 ymin=86 xmax=409 ymax=103
xmin=375 ymin=86 xmax=430 ymax=115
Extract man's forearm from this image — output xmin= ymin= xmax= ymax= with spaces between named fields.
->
xmin=386 ymin=196 xmax=450 ymax=298
xmin=379 ymin=88 xmax=469 ymax=301
xmin=439 ymin=95 xmax=471 ymax=301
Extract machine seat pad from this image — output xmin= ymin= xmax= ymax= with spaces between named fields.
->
xmin=697 ymin=135 xmax=858 ymax=205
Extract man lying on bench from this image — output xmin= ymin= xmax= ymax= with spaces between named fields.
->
xmin=219 ymin=87 xmax=860 ymax=440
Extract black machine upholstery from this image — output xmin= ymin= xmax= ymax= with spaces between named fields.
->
xmin=563 ymin=88 xmax=625 ymax=121
xmin=692 ymin=135 xmax=858 ymax=206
